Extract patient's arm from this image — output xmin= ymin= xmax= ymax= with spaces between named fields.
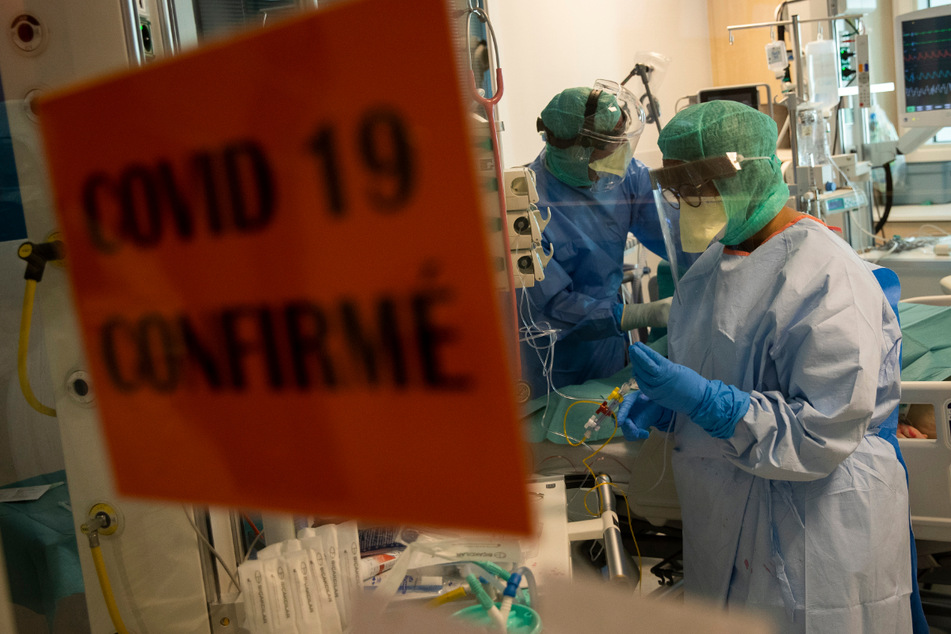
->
xmin=899 ymin=403 xmax=936 ymax=439
xmin=898 ymin=422 xmax=929 ymax=439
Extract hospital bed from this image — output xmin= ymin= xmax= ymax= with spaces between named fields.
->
xmin=526 ymin=295 xmax=951 ymax=545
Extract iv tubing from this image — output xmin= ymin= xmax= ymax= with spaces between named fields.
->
xmin=89 ymin=541 xmax=130 ymax=634
xmin=467 ymin=574 xmax=507 ymax=630
xmin=512 ymin=566 xmax=536 ymax=610
xmin=18 ymin=279 xmax=55 ymax=417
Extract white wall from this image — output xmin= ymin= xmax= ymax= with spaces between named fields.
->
xmin=488 ymin=0 xmax=715 ymax=170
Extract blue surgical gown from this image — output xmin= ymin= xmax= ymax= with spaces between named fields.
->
xmin=668 ymin=215 xmax=912 ymax=633
xmin=519 ymin=150 xmax=685 ymax=398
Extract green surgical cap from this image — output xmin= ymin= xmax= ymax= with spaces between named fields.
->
xmin=658 ymin=101 xmax=789 ymax=245
xmin=541 ymin=87 xmax=622 ymax=188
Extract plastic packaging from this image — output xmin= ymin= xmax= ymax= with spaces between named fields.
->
xmin=805 ymin=38 xmax=839 ymax=111
xmin=281 ymin=540 xmax=324 ymax=632
xmin=318 ymin=525 xmax=349 ymax=629
xmin=298 ymin=528 xmax=344 ymax=634
xmin=239 ymin=558 xmax=273 ymax=633
xmin=765 ymin=40 xmax=788 ymax=77
xmin=360 ymin=551 xmax=401 ymax=580
xmin=257 ymin=544 xmax=300 ymax=634
xmin=337 ymin=521 xmax=361 ymax=609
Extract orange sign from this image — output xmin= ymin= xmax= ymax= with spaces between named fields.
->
xmin=38 ymin=0 xmax=530 ymax=534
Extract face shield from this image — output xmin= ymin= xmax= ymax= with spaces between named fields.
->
xmin=649 ymin=153 xmax=768 ymax=285
xmin=537 ymin=80 xmax=646 ymax=192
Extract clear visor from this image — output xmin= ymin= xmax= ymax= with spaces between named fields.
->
xmin=648 ymin=153 xmax=750 ymax=286
xmin=580 ymin=79 xmax=646 ymax=154
xmin=651 ymin=153 xmax=743 ymax=209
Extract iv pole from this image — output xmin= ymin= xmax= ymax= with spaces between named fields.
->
xmin=726 ymin=13 xmax=866 ymax=215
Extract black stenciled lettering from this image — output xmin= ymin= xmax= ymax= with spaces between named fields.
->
xmin=178 ymin=315 xmax=225 ymax=389
xmin=257 ymin=307 xmax=284 ymax=388
xmin=118 ymin=165 xmax=163 ymax=247
xmin=220 ymin=305 xmax=284 ymax=390
xmin=100 ymin=317 xmax=140 ymax=391
xmin=358 ymin=109 xmax=415 ymax=210
xmin=285 ymin=301 xmax=337 ymax=388
xmin=412 ymin=287 xmax=471 ymax=390
xmin=80 ymin=138 xmax=275 ymax=253
xmin=307 ymin=126 xmax=346 ymax=216
xmin=137 ymin=313 xmax=180 ymax=392
xmin=94 ymin=286 xmax=472 ymax=395
xmin=191 ymin=152 xmax=226 ymax=234
xmin=81 ymin=172 xmax=119 ymax=253
xmin=340 ymin=298 xmax=407 ymax=386
xmin=155 ymin=160 xmax=196 ymax=240
xmin=224 ymin=141 xmax=275 ymax=232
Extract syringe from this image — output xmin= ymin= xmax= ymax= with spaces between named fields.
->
xmin=582 ymin=378 xmax=638 ymax=440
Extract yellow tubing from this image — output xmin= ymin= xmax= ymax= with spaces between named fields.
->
xmin=90 ymin=544 xmax=130 ymax=634
xmin=427 ymin=586 xmax=469 ymax=607
xmin=18 ymin=279 xmax=56 ymax=417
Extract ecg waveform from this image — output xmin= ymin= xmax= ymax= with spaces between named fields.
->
xmin=905 ymin=48 xmax=951 ymax=62
xmin=906 ymin=82 xmax=951 ymax=99
xmin=903 ymin=20 xmax=951 ymax=107
xmin=906 ymin=69 xmax=951 ymax=83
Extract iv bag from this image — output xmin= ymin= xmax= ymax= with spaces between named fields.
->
xmin=805 ymin=39 xmax=839 ymax=111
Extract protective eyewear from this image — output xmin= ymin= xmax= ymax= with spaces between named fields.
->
xmin=536 ymin=79 xmax=645 ymax=152
xmin=653 ymin=154 xmax=770 ymax=209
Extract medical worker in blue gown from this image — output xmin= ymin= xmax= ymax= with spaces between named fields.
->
xmin=521 ymin=81 xmax=691 ymax=399
xmin=617 ymin=100 xmax=925 ymax=632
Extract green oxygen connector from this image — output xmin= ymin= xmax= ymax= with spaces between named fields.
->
xmin=466 ymin=574 xmax=495 ymax=612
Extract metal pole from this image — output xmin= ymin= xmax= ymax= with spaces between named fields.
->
xmin=787 ymin=15 xmax=806 ymax=211
xmin=119 ymin=0 xmax=145 ymax=66
xmin=155 ymin=0 xmax=181 ymax=56
xmin=595 ymin=474 xmax=635 ymax=584
xmin=727 ymin=14 xmax=864 ymax=32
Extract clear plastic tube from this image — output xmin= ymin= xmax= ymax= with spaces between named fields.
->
xmin=513 ymin=566 xmax=537 ymax=610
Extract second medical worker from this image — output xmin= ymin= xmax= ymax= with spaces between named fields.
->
xmin=520 ymin=80 xmax=687 ymax=398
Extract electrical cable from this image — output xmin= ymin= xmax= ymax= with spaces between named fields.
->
xmin=873 ymin=161 xmax=894 ymax=237
xmin=18 ymin=279 xmax=56 ymax=417
xmin=863 ymin=241 xmax=900 ymax=264
xmin=537 ymin=454 xmax=577 ymax=471
xmin=243 ymin=529 xmax=267 ymax=564
xmin=517 ymin=272 xmax=589 ymax=403
xmin=585 ymin=453 xmax=632 ymax=474
xmin=241 ymin=512 xmax=262 ymax=537
xmin=918 ymin=224 xmax=951 ymax=236
xmin=831 ymin=105 xmax=840 ymax=156
xmin=814 ymin=125 xmax=890 ymax=246
xmin=774 ymin=1 xmax=789 ymax=42
xmin=182 ymin=506 xmax=241 ymax=592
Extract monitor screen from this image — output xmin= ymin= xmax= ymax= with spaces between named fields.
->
xmin=895 ymin=6 xmax=951 ymax=128
xmin=697 ymin=85 xmax=760 ymax=109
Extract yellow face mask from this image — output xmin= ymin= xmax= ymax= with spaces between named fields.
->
xmin=679 ymin=196 xmax=728 ymax=252
xmin=588 ymin=143 xmax=633 ymax=177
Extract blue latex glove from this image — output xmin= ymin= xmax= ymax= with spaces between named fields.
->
xmin=616 ymin=391 xmax=674 ymax=441
xmin=628 ymin=342 xmax=751 ymax=439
